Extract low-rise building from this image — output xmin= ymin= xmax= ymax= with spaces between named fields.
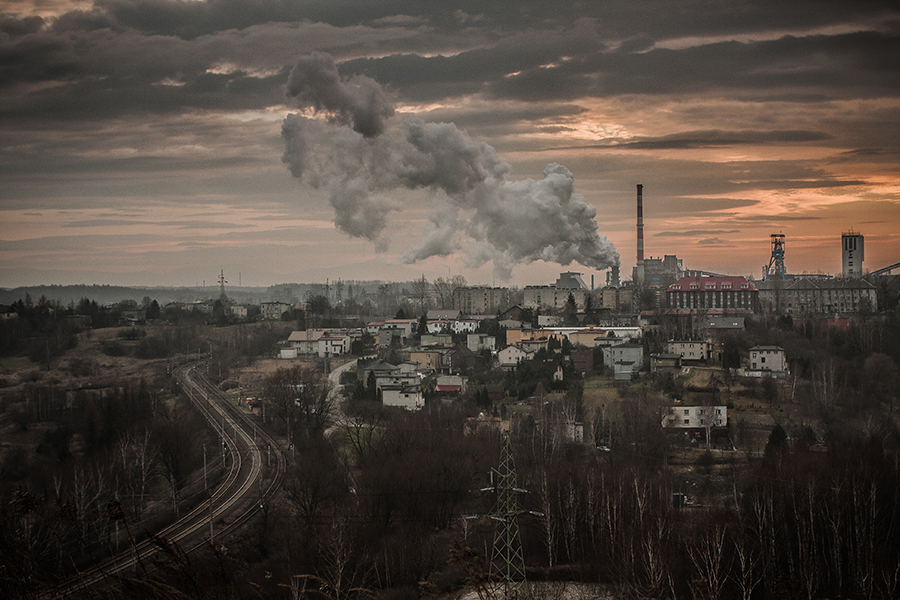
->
xmin=381 ymin=382 xmax=424 ymax=410
xmin=666 ymin=340 xmax=711 ymax=364
xmin=602 ymin=343 xmax=644 ymax=380
xmin=650 ymin=353 xmax=682 ymax=373
xmin=498 ymin=345 xmax=530 ymax=368
xmin=663 ymin=405 xmax=727 ymax=429
xmin=749 ymin=345 xmax=786 ymax=373
xmin=260 ymin=301 xmax=293 ymax=320
xmin=409 ymin=347 xmax=445 ymax=371
xmin=467 ymin=333 xmax=496 ymax=353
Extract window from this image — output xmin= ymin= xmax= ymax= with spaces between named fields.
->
xmin=684 ymin=409 xmax=690 ymax=415
xmin=684 ymin=419 xmax=690 ymax=425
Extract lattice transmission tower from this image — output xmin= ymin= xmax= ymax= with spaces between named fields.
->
xmin=484 ymin=430 xmax=533 ymax=599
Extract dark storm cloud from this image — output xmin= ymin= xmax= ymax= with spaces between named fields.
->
xmin=487 ymin=31 xmax=900 ymax=102
xmin=76 ymin=0 xmax=898 ymax=40
xmin=611 ymin=130 xmax=831 ymax=150
xmin=1 ymin=0 xmax=896 ymax=124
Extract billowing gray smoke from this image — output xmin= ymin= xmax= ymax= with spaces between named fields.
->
xmin=282 ymin=53 xmax=620 ymax=279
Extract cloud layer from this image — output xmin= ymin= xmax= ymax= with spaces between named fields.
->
xmin=0 ymin=0 xmax=898 ymax=286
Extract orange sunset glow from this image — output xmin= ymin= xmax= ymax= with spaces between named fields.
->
xmin=1 ymin=1 xmax=898 ymax=288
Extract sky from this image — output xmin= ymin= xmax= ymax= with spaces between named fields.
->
xmin=1 ymin=0 xmax=899 ymax=290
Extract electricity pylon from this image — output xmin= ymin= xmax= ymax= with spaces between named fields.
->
xmin=485 ymin=430 xmax=531 ymax=599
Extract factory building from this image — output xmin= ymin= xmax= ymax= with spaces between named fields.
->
xmin=665 ymin=276 xmax=759 ymax=313
xmin=757 ymin=277 xmax=877 ymax=315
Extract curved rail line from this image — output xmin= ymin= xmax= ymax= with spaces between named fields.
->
xmin=53 ymin=362 xmax=286 ymax=598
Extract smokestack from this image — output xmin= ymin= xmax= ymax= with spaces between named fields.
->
xmin=636 ymin=184 xmax=645 ymax=284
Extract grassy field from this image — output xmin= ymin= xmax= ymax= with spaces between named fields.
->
xmin=0 ymin=356 xmax=30 ymax=372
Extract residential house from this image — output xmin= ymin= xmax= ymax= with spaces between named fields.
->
xmin=452 ymin=319 xmax=479 ymax=334
xmin=377 ymin=372 xmax=424 ymax=410
xmin=380 ymin=382 xmax=424 ymax=410
xmin=443 ymin=344 xmax=476 ymax=373
xmin=434 ymin=374 xmax=467 ymax=396
xmin=519 ymin=338 xmax=550 ymax=354
xmin=427 ymin=309 xmax=462 ymax=321
xmin=749 ymin=346 xmax=786 ymax=373
xmin=260 ymin=301 xmax=293 ymax=320
xmin=603 ymin=343 xmax=644 ymax=380
xmin=409 ymin=347 xmax=445 ymax=371
xmin=662 ymin=405 xmax=727 ymax=429
xmin=319 ymin=333 xmax=351 ymax=358
xmin=287 ymin=329 xmax=325 ymax=354
xmin=357 ymin=359 xmax=399 ymax=384
xmin=666 ymin=340 xmax=711 ymax=365
xmin=498 ymin=345 xmax=530 ymax=368
xmin=650 ymin=353 xmax=682 ymax=373
xmin=467 ymin=333 xmax=496 ymax=353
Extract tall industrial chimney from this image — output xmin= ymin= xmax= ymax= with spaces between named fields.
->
xmin=635 ymin=184 xmax=645 ymax=284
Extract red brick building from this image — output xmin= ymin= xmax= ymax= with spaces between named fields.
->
xmin=665 ymin=276 xmax=758 ymax=313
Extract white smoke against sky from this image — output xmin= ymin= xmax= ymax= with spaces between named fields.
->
xmin=281 ymin=52 xmax=620 ymax=280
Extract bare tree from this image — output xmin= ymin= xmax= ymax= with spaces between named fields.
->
xmin=263 ymin=364 xmax=335 ymax=444
xmin=432 ymin=277 xmax=452 ymax=310
xmin=687 ymin=515 xmax=732 ymax=600
xmin=410 ymin=275 xmax=432 ymax=315
xmin=116 ymin=427 xmax=157 ymax=520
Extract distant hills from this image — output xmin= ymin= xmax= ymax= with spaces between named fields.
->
xmin=0 ymin=281 xmax=405 ymax=307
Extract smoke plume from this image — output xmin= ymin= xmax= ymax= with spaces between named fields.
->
xmin=282 ymin=53 xmax=619 ymax=279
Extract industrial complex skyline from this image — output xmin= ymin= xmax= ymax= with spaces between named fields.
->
xmin=1 ymin=1 xmax=898 ymax=288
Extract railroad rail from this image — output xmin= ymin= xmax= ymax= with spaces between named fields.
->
xmin=52 ymin=361 xmax=286 ymax=597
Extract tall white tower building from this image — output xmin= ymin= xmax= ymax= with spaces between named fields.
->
xmin=842 ymin=230 xmax=864 ymax=277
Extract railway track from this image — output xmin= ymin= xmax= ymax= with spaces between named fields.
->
xmin=52 ymin=362 xmax=286 ymax=598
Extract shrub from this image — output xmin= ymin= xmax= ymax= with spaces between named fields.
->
xmin=101 ymin=340 xmax=129 ymax=357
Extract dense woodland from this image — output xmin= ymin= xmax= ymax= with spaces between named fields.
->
xmin=0 ymin=278 xmax=899 ymax=599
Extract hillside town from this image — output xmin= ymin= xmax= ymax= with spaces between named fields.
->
xmin=1 ymin=261 xmax=899 ymax=599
